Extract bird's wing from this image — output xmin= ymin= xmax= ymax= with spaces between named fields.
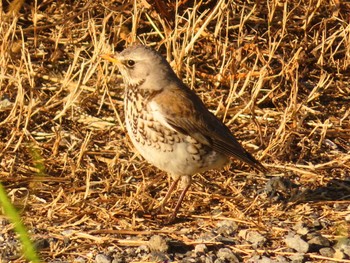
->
xmin=151 ymin=84 xmax=267 ymax=173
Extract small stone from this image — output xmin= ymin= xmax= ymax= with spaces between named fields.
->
xmin=284 ymin=233 xmax=309 ymax=253
xmin=294 ymin=222 xmax=309 ymax=235
xmin=319 ymin=247 xmax=335 ymax=257
xmin=334 ymin=249 xmax=345 ymax=259
xmin=245 ymin=231 xmax=266 ymax=248
xmin=216 ymin=248 xmax=239 ymax=262
xmin=195 ymin=244 xmax=208 ymax=254
xmin=197 ymin=231 xmax=217 ymax=242
xmin=95 ymin=254 xmax=111 ymax=263
xmin=216 ymin=220 xmax=238 ymax=236
xmin=238 ymin=230 xmax=266 ymax=248
xmin=34 ymin=238 xmax=50 ymax=250
xmin=335 ymin=238 xmax=350 ymax=257
xmin=307 ymin=234 xmax=330 ymax=247
xmin=288 ymin=253 xmax=305 ymax=262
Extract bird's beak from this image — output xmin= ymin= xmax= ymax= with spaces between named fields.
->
xmin=100 ymin=54 xmax=121 ymax=65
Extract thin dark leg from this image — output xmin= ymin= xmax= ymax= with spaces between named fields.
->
xmin=167 ymin=176 xmax=192 ymax=223
xmin=158 ymin=176 xmax=180 ymax=212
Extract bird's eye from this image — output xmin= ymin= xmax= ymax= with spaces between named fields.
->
xmin=126 ymin=60 xmax=135 ymax=67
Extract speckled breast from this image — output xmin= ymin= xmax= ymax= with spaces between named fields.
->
xmin=123 ymin=88 xmax=229 ymax=176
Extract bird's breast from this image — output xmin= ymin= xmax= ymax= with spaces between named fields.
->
xmin=123 ymin=89 xmax=229 ymax=175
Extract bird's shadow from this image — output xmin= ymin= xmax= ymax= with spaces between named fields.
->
xmin=265 ymin=177 xmax=350 ymax=207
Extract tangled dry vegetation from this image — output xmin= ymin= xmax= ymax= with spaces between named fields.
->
xmin=1 ymin=0 xmax=350 ymax=262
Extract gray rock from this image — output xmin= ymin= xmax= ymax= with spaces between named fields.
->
xmin=194 ymin=244 xmax=208 ymax=254
xmin=239 ymin=230 xmax=266 ymax=248
xmin=334 ymin=238 xmax=350 ymax=257
xmin=293 ymin=222 xmax=309 ymax=235
xmin=197 ymin=231 xmax=217 ymax=242
xmin=307 ymin=234 xmax=330 ymax=247
xmin=246 ymin=231 xmax=266 ymax=247
xmin=95 ymin=254 xmax=111 ymax=263
xmin=288 ymin=253 xmax=305 ymax=262
xmin=216 ymin=220 xmax=238 ymax=236
xmin=333 ymin=249 xmax=345 ymax=259
xmin=319 ymin=247 xmax=335 ymax=257
xmin=216 ymin=248 xmax=240 ymax=262
xmin=284 ymin=233 xmax=309 ymax=253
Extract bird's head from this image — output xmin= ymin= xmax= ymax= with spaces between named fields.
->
xmin=101 ymin=45 xmax=176 ymax=89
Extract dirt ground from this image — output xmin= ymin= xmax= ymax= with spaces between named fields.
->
xmin=0 ymin=0 xmax=350 ymax=262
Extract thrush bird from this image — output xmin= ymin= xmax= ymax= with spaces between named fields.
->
xmin=102 ymin=45 xmax=267 ymax=222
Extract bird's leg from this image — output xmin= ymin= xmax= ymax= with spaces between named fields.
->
xmin=167 ymin=175 xmax=192 ymax=223
xmin=158 ymin=175 xmax=181 ymax=213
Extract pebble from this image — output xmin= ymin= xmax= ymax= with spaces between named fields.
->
xmin=284 ymin=233 xmax=309 ymax=253
xmin=216 ymin=248 xmax=240 ymax=262
xmin=197 ymin=231 xmax=217 ymax=242
xmin=194 ymin=244 xmax=208 ymax=254
xmin=334 ymin=238 xmax=350 ymax=257
xmin=307 ymin=233 xmax=330 ymax=248
xmin=293 ymin=222 xmax=309 ymax=235
xmin=334 ymin=249 xmax=345 ymax=259
xmin=216 ymin=220 xmax=238 ymax=236
xmin=246 ymin=231 xmax=266 ymax=247
xmin=288 ymin=253 xmax=305 ymax=262
xmin=319 ymin=247 xmax=335 ymax=257
xmin=238 ymin=230 xmax=266 ymax=248
xmin=34 ymin=238 xmax=51 ymax=250
xmin=95 ymin=254 xmax=111 ymax=263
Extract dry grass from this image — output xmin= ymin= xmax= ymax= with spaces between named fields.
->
xmin=0 ymin=0 xmax=350 ymax=262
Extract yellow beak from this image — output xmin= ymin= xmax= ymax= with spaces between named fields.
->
xmin=100 ymin=54 xmax=121 ymax=65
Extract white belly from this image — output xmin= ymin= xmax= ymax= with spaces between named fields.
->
xmin=125 ymin=116 xmax=228 ymax=176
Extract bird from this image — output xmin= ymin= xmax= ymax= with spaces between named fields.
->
xmin=101 ymin=45 xmax=267 ymax=222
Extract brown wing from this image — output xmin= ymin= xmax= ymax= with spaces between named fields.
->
xmin=152 ymin=83 xmax=267 ymax=173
